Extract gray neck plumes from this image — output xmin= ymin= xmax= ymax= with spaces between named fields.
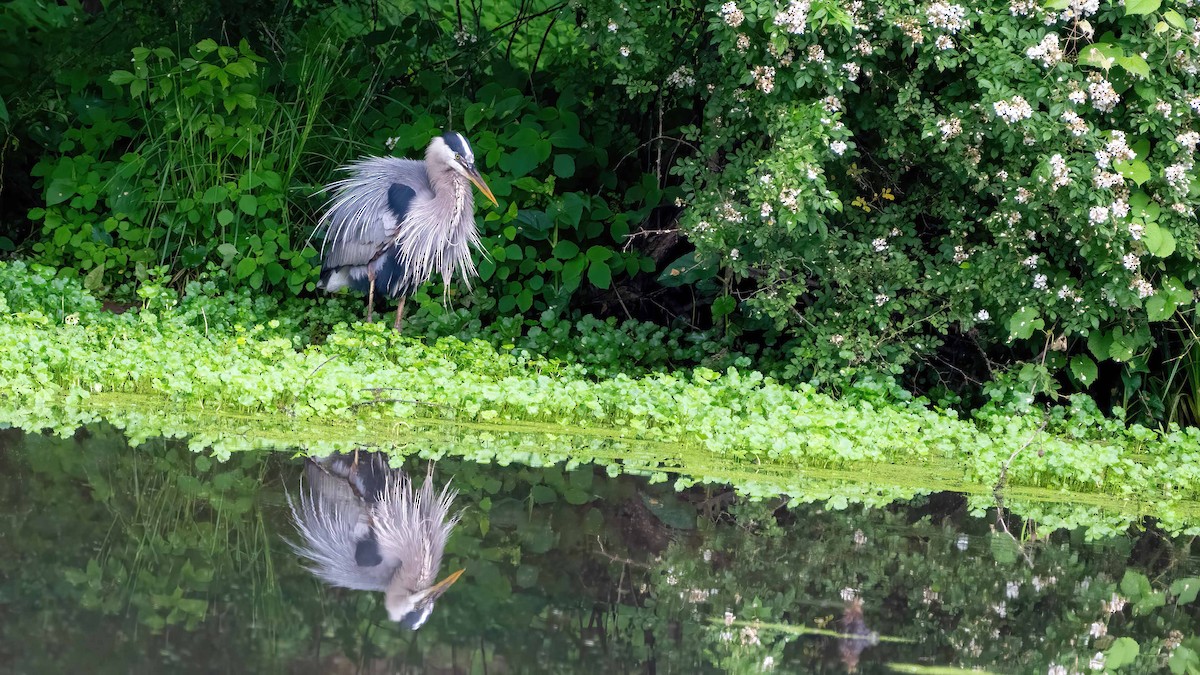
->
xmin=393 ymin=150 xmax=482 ymax=300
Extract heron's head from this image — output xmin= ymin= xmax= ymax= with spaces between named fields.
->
xmin=385 ymin=568 xmax=465 ymax=629
xmin=428 ymin=131 xmax=498 ymax=207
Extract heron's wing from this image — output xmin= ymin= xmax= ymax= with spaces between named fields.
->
xmin=315 ymin=157 xmax=430 ymax=270
xmin=285 ymin=463 xmax=396 ymax=592
xmin=371 ymin=469 xmax=461 ymax=590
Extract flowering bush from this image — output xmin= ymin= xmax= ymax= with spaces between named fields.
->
xmin=582 ymin=0 xmax=1199 ymax=397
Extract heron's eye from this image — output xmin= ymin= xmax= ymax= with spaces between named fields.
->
xmin=454 ymin=153 xmax=462 ymax=162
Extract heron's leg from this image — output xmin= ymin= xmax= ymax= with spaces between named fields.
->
xmin=393 ymin=296 xmax=406 ymax=333
xmin=365 ymin=268 xmax=376 ymax=323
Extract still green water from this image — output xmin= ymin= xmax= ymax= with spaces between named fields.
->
xmin=1 ymin=425 xmax=1198 ymax=674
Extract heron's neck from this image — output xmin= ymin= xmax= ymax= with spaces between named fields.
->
xmin=429 ymin=172 xmax=472 ymax=234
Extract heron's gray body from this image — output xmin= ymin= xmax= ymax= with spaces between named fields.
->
xmin=315 ymin=135 xmax=487 ymax=304
xmin=286 ymin=454 xmax=462 ymax=627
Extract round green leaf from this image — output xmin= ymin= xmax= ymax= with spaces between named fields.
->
xmin=1070 ymin=355 xmax=1098 ymax=385
xmin=587 ymin=260 xmax=612 ymax=289
xmin=235 ymin=257 xmax=257 ymax=279
xmin=553 ymin=154 xmax=576 ymax=178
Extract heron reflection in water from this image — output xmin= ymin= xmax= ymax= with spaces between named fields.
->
xmin=286 ymin=452 xmax=463 ymax=629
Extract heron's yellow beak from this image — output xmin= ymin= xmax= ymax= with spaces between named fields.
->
xmin=425 ymin=568 xmax=465 ymax=601
xmin=466 ymin=167 xmax=498 ymax=207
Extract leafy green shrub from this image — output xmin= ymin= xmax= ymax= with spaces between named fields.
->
xmin=27 ymin=39 xmax=325 ymax=294
xmin=579 ymin=0 xmax=1200 ymax=395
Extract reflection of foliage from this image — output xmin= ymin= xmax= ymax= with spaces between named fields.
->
xmin=2 ymin=426 xmax=1199 ymax=673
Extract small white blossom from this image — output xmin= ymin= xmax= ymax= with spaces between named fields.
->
xmin=729 ymin=248 xmax=741 ymax=260
xmin=1006 ymin=582 xmax=1020 ymax=599
xmin=1112 ymin=199 xmax=1129 ymax=219
xmin=830 ymin=334 xmax=845 ymax=346
xmin=935 ymin=35 xmax=954 ymax=50
xmin=1178 ymin=131 xmax=1200 ymax=153
xmin=840 ymin=587 xmax=858 ymax=601
xmin=1122 ymin=253 xmax=1139 ymax=271
xmin=753 ymin=65 xmax=776 ymax=93
xmin=1048 ymin=665 xmax=1068 ymax=675
xmin=976 ymin=309 xmax=990 ymax=321
xmin=1033 ymin=273 xmax=1048 ymax=290
xmin=956 ymin=534 xmax=969 ymax=551
xmin=762 ymin=656 xmax=776 ymax=671
xmin=953 ymin=245 xmax=970 ymax=263
xmin=1049 ymin=153 xmax=1071 ymax=190
xmin=720 ymin=2 xmax=745 ymax=27
xmin=1089 ymin=79 xmax=1120 ymax=112
xmin=1088 ymin=205 xmax=1109 ymax=224
xmin=1069 ymin=89 xmax=1088 ymax=105
xmin=1061 ymin=110 xmax=1088 ymax=136
xmin=1129 ymin=221 xmax=1144 ymax=240
xmin=736 ymin=34 xmax=750 ymax=51
xmin=725 ymin=611 xmax=735 ymax=626
xmin=927 ymin=2 xmax=968 ymax=32
xmin=843 ymin=62 xmax=861 ymax=81
xmin=619 ymin=45 xmax=631 ymax=57
xmin=830 ymin=140 xmax=848 ymax=155
xmin=1089 ymin=622 xmax=1108 ymax=639
xmin=994 ymin=96 xmax=1034 ymax=124
xmin=760 ymin=202 xmax=773 ymax=219
xmin=1023 ymin=254 xmax=1039 ymax=268
xmin=773 ymin=0 xmax=811 ymax=34
xmin=938 ymin=116 xmax=963 ymax=140
xmin=992 ymin=602 xmax=1008 ymax=618
xmin=1089 ymin=652 xmax=1106 ymax=671
xmin=740 ymin=625 xmax=761 ymax=645
xmin=875 ymin=293 xmax=889 ymax=306
xmin=665 ymin=65 xmax=696 ymax=88
xmin=1133 ymin=278 xmax=1154 ymax=298
xmin=1155 ymin=100 xmax=1173 ymax=118
xmin=1027 ymin=33 xmax=1063 ymax=67
xmin=1166 ymin=161 xmax=1193 ymax=191
xmin=872 ymin=237 xmax=889 ymax=252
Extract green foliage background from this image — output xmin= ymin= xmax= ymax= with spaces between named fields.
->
xmin=2 ymin=0 xmax=1200 ymax=424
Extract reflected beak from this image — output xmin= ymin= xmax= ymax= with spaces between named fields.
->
xmin=424 ymin=568 xmax=465 ymax=602
xmin=466 ymin=166 xmax=498 ymax=207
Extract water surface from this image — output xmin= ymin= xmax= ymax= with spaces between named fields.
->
xmin=1 ymin=425 xmax=1197 ymax=673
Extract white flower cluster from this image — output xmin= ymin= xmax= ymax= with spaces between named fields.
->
xmin=927 ymin=2 xmax=968 ymax=32
xmin=854 ymin=37 xmax=875 ymax=56
xmin=1093 ymin=169 xmax=1123 ymax=189
xmin=619 ymin=45 xmax=631 ymax=57
xmin=1155 ymin=100 xmax=1173 ymax=117
xmin=1122 ymin=252 xmax=1139 ymax=271
xmin=875 ymin=292 xmax=890 ymax=306
xmin=607 ymin=20 xmax=618 ymax=32
xmin=736 ymin=34 xmax=750 ymax=52
xmin=830 ymin=140 xmax=848 ymax=155
xmin=1129 ymin=221 xmax=1144 ymax=240
xmin=1133 ymin=277 xmax=1154 ymax=298
xmin=1098 ymin=130 xmax=1137 ymax=167
xmin=452 ymin=29 xmax=478 ymax=46
xmin=1048 ymin=665 xmax=1068 ymax=675
xmin=1015 ymin=187 xmax=1033 ymax=203
xmin=1023 ymin=254 xmax=1039 ymax=268
xmin=1190 ymin=95 xmax=1200 ymax=113
xmin=840 ymin=587 xmax=858 ymax=601
xmin=1089 ymin=653 xmax=1106 ymax=672
xmin=1178 ymin=131 xmax=1200 ymax=153
xmin=872 ymin=237 xmax=889 ymax=252
xmin=807 ymin=44 xmax=827 ymax=63
xmin=936 ymin=115 xmax=964 ymax=139
xmin=1006 ymin=582 xmax=1020 ymax=599
xmin=760 ymin=202 xmax=773 ymax=219
xmin=773 ymin=0 xmax=811 ymax=35
xmin=779 ymin=187 xmax=801 ymax=212
xmin=1061 ymin=110 xmax=1088 ymax=136
xmin=666 ymin=65 xmax=696 ymax=88
xmin=843 ymin=62 xmax=861 ymax=81
xmin=720 ymin=2 xmax=745 ymax=27
xmin=719 ymin=201 xmax=746 ymax=224
xmin=953 ymin=245 xmax=970 ymax=263
xmin=1026 ymin=33 xmax=1063 ymax=67
xmin=1010 ymin=0 xmax=1037 ymax=16
xmin=1112 ymin=199 xmax=1129 ymax=219
xmin=994 ymin=96 xmax=1033 ymax=124
xmin=935 ymin=35 xmax=954 ymax=50
xmin=1033 ymin=273 xmax=1048 ymax=290
xmin=1088 ymin=78 xmax=1120 ymax=112
xmin=1060 ymin=0 xmax=1098 ymax=21
xmin=1049 ymin=153 xmax=1071 ymax=190
xmin=753 ymin=65 xmax=776 ymax=93
xmin=1088 ymin=205 xmax=1108 ymax=224
xmin=1166 ymin=161 xmax=1193 ymax=191
xmin=976 ymin=309 xmax=990 ymax=321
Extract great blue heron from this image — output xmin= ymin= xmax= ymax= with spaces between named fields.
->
xmin=286 ymin=452 xmax=463 ymax=629
xmin=315 ymin=131 xmax=499 ymax=331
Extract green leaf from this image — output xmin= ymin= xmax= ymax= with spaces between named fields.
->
xmin=1070 ymin=355 xmax=1098 ymax=385
xmin=235 ymin=257 xmax=257 ymax=279
xmin=1121 ymin=570 xmax=1152 ymax=600
xmin=516 ymin=288 xmax=533 ymax=312
xmin=552 ymin=241 xmax=579 ymax=259
xmin=1169 ymin=646 xmax=1200 ymax=675
xmin=464 ymin=102 xmax=486 ymax=131
xmin=1125 ymin=0 xmax=1161 ymax=15
xmin=499 ymin=146 xmax=540 ymax=179
xmin=0 ymin=95 xmax=9 ymax=125
xmin=83 ymin=264 xmax=105 ymax=291
xmin=238 ymin=194 xmax=258 ymax=216
xmin=553 ymin=154 xmax=576 ymax=178
xmin=265 ymin=262 xmax=285 ymax=284
xmin=202 ymin=186 xmax=228 ymax=204
xmin=657 ymin=251 xmax=718 ymax=287
xmin=109 ymin=70 xmax=136 ymax=86
xmin=45 ymin=178 xmax=75 ymax=206
xmin=530 ymin=485 xmax=556 ymax=504
xmin=711 ymin=295 xmax=736 ymax=319
xmin=1146 ymin=295 xmax=1175 ymax=322
xmin=216 ymin=243 xmax=238 ymax=261
xmin=587 ymin=260 xmax=612 ymax=289
xmin=1164 ymin=10 xmax=1188 ymax=30
xmin=1116 ymin=54 xmax=1150 ymax=79
xmin=585 ymin=246 xmax=612 ymax=263
xmin=1007 ymin=307 xmax=1044 ymax=341
xmin=1113 ymin=159 xmax=1151 ymax=186
xmin=196 ymin=38 xmax=219 ymax=53
xmin=225 ymin=61 xmax=250 ymax=78
xmin=1143 ymin=222 xmax=1176 ymax=257
xmin=1106 ymin=637 xmax=1140 ymax=669
xmin=217 ymin=209 xmax=235 ymax=226
xmin=1171 ymin=578 xmax=1200 ymax=604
